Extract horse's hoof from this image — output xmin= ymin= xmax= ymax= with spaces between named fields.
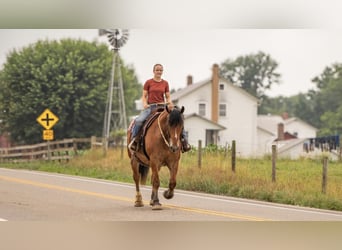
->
xmin=151 ymin=204 xmax=162 ymax=210
xmin=163 ymin=190 xmax=174 ymax=199
xmin=134 ymin=201 xmax=144 ymax=207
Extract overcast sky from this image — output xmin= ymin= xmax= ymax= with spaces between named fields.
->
xmin=1 ymin=29 xmax=342 ymax=97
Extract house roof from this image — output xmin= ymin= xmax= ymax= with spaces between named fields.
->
xmin=257 ymin=114 xmax=283 ymax=134
xmin=257 ymin=125 xmax=275 ymax=136
xmin=172 ymin=77 xmax=259 ymax=103
xmin=275 ymin=138 xmax=307 ymax=154
xmin=172 ymin=78 xmax=210 ymax=101
xmin=283 ymin=117 xmax=318 ymax=131
xmin=257 ymin=114 xmax=318 ymax=135
xmin=184 ymin=113 xmax=226 ymax=130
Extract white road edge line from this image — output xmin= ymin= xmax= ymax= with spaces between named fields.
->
xmin=2 ymin=168 xmax=342 ymax=218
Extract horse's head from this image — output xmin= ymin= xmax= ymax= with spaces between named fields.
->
xmin=164 ymin=105 xmax=185 ymax=153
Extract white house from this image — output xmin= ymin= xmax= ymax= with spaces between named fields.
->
xmin=257 ymin=114 xmax=318 ymax=158
xmin=172 ymin=64 xmax=259 ymax=156
xmin=133 ymin=63 xmax=321 ymax=158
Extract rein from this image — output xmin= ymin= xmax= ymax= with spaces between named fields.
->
xmin=157 ymin=111 xmax=170 ymax=148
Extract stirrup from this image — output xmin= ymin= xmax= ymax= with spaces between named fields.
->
xmin=128 ymin=137 xmax=137 ymax=151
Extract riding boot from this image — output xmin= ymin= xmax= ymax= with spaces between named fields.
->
xmin=181 ymin=137 xmax=191 ymax=153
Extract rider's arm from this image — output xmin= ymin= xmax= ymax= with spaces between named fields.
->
xmin=142 ymin=90 xmax=149 ymax=109
xmin=165 ymin=92 xmax=172 ymax=105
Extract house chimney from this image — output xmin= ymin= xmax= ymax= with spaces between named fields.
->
xmin=187 ymin=75 xmax=193 ymax=86
xmin=211 ymin=64 xmax=219 ymax=123
xmin=277 ymin=123 xmax=285 ymax=141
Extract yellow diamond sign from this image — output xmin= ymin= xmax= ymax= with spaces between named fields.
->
xmin=37 ymin=109 xmax=59 ymax=130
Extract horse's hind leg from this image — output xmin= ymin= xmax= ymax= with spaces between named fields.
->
xmin=131 ymin=159 xmax=144 ymax=207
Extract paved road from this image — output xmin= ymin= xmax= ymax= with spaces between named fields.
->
xmin=1 ymin=167 xmax=342 ymax=221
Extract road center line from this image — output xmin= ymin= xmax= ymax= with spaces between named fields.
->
xmin=0 ymin=174 xmax=267 ymax=221
xmin=13 ymin=169 xmax=342 ymax=219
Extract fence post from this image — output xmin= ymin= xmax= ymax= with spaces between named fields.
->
xmin=73 ymin=138 xmax=78 ymax=156
xmin=91 ymin=136 xmax=96 ymax=150
xmin=322 ymin=156 xmax=328 ymax=194
xmin=198 ymin=140 xmax=202 ymax=168
xmin=231 ymin=140 xmax=236 ymax=173
xmin=272 ymin=144 xmax=277 ymax=182
xmin=47 ymin=141 xmax=51 ymax=161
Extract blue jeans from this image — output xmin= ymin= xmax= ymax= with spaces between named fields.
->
xmin=131 ymin=106 xmax=153 ymax=138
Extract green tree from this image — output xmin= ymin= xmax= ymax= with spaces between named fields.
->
xmin=260 ymin=92 xmax=317 ymax=127
xmin=220 ymin=51 xmax=281 ymax=99
xmin=0 ymin=39 xmax=141 ymax=144
xmin=312 ymin=63 xmax=342 ymax=135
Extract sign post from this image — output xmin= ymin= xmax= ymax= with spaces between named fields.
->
xmin=36 ymin=109 xmax=59 ymax=160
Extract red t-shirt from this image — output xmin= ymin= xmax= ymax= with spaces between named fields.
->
xmin=144 ymin=79 xmax=170 ymax=104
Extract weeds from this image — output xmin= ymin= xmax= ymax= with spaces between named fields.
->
xmin=2 ymin=147 xmax=342 ymax=211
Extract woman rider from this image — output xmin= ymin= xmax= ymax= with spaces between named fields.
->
xmin=128 ymin=63 xmax=191 ymax=152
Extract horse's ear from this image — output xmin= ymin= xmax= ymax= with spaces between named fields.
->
xmin=166 ymin=104 xmax=170 ymax=113
xmin=181 ymin=106 xmax=185 ymax=113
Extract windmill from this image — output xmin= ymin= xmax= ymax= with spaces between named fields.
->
xmin=99 ymin=29 xmax=129 ymax=151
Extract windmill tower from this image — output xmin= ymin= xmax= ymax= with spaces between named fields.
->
xmin=99 ymin=29 xmax=129 ymax=151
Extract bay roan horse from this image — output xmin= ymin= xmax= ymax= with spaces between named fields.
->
xmin=127 ymin=105 xmax=185 ymax=210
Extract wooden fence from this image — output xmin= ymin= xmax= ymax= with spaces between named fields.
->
xmin=0 ymin=137 xmax=102 ymax=162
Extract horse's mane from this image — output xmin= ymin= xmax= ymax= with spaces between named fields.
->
xmin=168 ymin=107 xmax=184 ymax=127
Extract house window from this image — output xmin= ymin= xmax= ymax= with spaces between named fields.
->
xmin=199 ymin=103 xmax=206 ymax=116
xmin=219 ymin=104 xmax=226 ymax=117
xmin=219 ymin=84 xmax=224 ymax=90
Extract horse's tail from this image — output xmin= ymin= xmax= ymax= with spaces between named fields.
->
xmin=139 ymin=164 xmax=149 ymax=185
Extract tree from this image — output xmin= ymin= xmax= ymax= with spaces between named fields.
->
xmin=311 ymin=63 xmax=342 ymax=135
xmin=0 ymin=39 xmax=141 ymax=144
xmin=220 ymin=51 xmax=281 ymax=99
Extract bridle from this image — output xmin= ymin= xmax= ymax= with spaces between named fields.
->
xmin=157 ymin=110 xmax=171 ymax=148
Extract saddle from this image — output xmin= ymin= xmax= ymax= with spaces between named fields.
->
xmin=135 ymin=107 xmax=164 ymax=153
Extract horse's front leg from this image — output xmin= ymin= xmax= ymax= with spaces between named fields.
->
xmin=149 ymin=163 xmax=162 ymax=210
xmin=131 ymin=159 xmax=144 ymax=207
xmin=163 ymin=162 xmax=179 ymax=200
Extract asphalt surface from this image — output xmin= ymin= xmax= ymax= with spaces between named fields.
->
xmin=1 ymin=167 xmax=342 ymax=221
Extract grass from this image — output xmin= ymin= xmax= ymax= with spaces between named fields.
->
xmin=1 ymin=147 xmax=342 ymax=211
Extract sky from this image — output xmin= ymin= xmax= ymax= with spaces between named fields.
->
xmin=1 ymin=29 xmax=342 ymax=97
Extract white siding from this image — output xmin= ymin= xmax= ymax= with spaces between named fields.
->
xmin=177 ymin=80 xmax=258 ymax=156
xmin=257 ymin=128 xmax=276 ymax=156
xmin=184 ymin=116 xmax=222 ymax=147
xmin=177 ymin=84 xmax=212 ymax=119
xmin=278 ymin=142 xmax=304 ymax=159
xmin=286 ymin=121 xmax=317 ymax=138
xmin=217 ymin=81 xmax=258 ymax=156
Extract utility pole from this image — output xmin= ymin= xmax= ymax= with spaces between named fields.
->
xmin=99 ymin=29 xmax=129 ymax=152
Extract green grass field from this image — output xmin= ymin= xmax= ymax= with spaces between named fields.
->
xmin=2 ymin=147 xmax=342 ymax=211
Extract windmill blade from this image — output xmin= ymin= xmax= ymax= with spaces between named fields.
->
xmin=100 ymin=29 xmax=129 ymax=50
xmin=98 ymin=29 xmax=107 ymax=36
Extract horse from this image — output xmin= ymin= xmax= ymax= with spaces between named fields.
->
xmin=127 ymin=105 xmax=185 ymax=210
